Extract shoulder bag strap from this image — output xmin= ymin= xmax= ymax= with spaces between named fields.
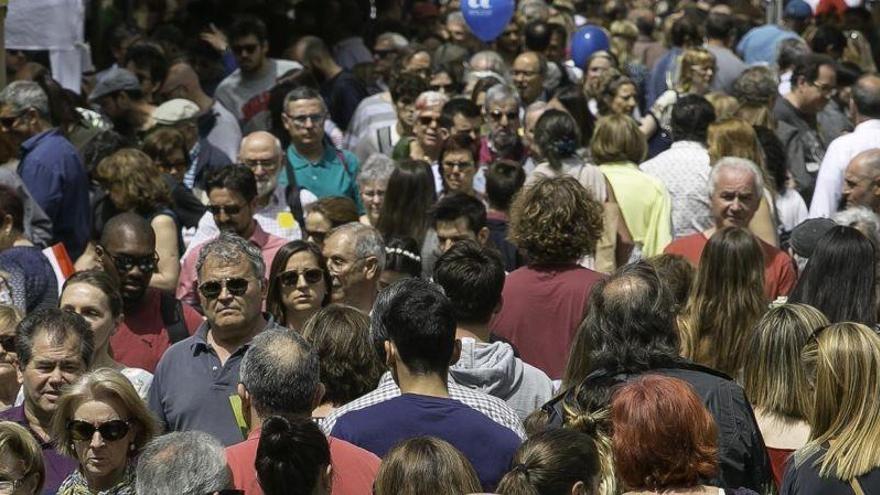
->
xmin=851 ymin=478 xmax=865 ymax=495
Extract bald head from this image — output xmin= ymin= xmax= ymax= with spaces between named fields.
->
xmin=854 ymin=74 xmax=880 ymax=120
xmin=160 ymin=62 xmax=205 ymax=104
xmin=239 ymin=131 xmax=282 ymax=197
xmin=101 ymin=212 xmax=155 ymax=249
xmin=843 ymin=149 xmax=880 ymax=212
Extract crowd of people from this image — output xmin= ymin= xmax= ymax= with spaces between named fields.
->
xmin=0 ymin=0 xmax=879 ymax=493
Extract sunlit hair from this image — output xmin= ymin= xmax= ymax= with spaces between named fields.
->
xmin=678 ymin=227 xmax=767 ymax=376
xmin=705 ymin=92 xmax=740 ymax=120
xmin=590 ymin=114 xmax=646 ymax=164
xmin=0 ymin=304 xmax=22 ymax=334
xmin=496 ymin=428 xmax=600 ymax=495
xmin=508 ymin=175 xmax=603 ymax=264
xmin=596 ymin=70 xmax=635 ymax=115
xmin=797 ymin=323 xmax=880 ymax=480
xmin=50 ymin=368 xmax=160 ymax=458
xmin=141 ymin=127 xmax=188 ymax=169
xmin=707 ymin=118 xmax=775 ymax=192
xmin=95 ymin=148 xmax=171 ymax=213
xmin=0 ymin=421 xmax=44 ymax=494
xmin=675 ymin=47 xmax=716 ymax=93
xmin=373 ymin=437 xmax=481 ymax=495
xmin=732 ymin=66 xmax=778 ymax=129
xmin=414 ymin=90 xmax=449 ymax=112
xmin=742 ymin=304 xmax=828 ymax=420
xmin=612 ymin=374 xmax=718 ymax=491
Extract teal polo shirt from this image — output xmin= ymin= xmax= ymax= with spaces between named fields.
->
xmin=283 ymin=144 xmax=364 ymax=214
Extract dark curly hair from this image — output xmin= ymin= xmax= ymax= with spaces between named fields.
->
xmin=508 ymin=176 xmax=603 ymax=264
xmin=301 ymin=304 xmax=384 ymax=406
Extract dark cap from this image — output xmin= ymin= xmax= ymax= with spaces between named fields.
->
xmin=89 ymin=67 xmax=141 ymax=101
xmin=790 ymin=217 xmax=836 ymax=258
xmin=783 ymin=0 xmax=813 ymax=21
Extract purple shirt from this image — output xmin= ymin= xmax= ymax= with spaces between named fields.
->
xmin=0 ymin=405 xmax=77 ymax=494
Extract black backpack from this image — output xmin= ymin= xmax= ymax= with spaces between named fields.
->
xmin=159 ymin=291 xmax=191 ymax=344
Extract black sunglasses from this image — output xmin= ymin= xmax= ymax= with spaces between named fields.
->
xmin=278 ymin=269 xmax=324 ymax=287
xmin=207 ymin=204 xmax=243 ymax=216
xmin=198 ymin=277 xmax=251 ymax=299
xmin=0 ymin=109 xmax=28 ymax=129
xmin=489 ymin=110 xmax=519 ymax=122
xmin=418 ymin=116 xmax=440 ymax=127
xmin=0 ymin=335 xmax=15 ymax=354
xmin=305 ymin=230 xmax=327 ymax=244
xmin=106 ymin=252 xmax=159 ymax=274
xmin=67 ymin=419 xmax=131 ymax=442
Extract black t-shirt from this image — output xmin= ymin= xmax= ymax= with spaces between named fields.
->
xmin=781 ymin=448 xmax=880 ymax=495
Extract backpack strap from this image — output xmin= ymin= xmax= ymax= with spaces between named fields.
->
xmin=851 ymin=478 xmax=865 ymax=495
xmin=377 ymin=126 xmax=393 ymax=154
xmin=159 ymin=291 xmax=190 ymax=344
xmin=283 ymin=153 xmax=306 ymax=229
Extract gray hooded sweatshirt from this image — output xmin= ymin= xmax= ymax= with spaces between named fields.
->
xmin=450 ymin=337 xmax=556 ymax=420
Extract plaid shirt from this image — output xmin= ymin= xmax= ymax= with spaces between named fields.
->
xmin=320 ymin=373 xmax=527 ymax=439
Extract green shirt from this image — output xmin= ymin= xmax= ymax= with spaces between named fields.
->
xmin=283 ymin=144 xmax=364 ymax=214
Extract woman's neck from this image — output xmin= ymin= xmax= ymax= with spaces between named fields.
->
xmin=91 ymin=348 xmax=123 ymax=371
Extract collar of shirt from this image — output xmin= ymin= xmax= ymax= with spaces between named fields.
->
xmin=288 ymin=143 xmax=335 ymax=169
xmin=20 ymin=128 xmax=59 ymax=153
xmin=189 ymin=140 xmax=202 ymax=165
xmin=670 ymin=140 xmax=707 ymax=150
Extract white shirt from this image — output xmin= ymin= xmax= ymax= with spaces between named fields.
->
xmin=809 ymin=119 xmax=880 ymax=219
xmin=206 ymin=100 xmax=243 ymax=162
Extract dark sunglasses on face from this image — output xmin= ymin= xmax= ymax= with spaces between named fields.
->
xmin=443 ymin=160 xmax=475 ymax=170
xmin=208 ymin=204 xmax=243 ymax=216
xmin=0 ymin=335 xmax=15 ymax=354
xmin=305 ymin=230 xmax=327 ymax=244
xmin=431 ymin=83 xmax=455 ymax=93
xmin=373 ymin=48 xmax=396 ymax=59
xmin=198 ymin=277 xmax=251 ymax=299
xmin=232 ymin=43 xmax=259 ymax=54
xmin=278 ymin=268 xmax=324 ymax=287
xmin=67 ymin=419 xmax=131 ymax=442
xmin=107 ymin=252 xmax=159 ymax=273
xmin=489 ymin=110 xmax=519 ymax=122
xmin=418 ymin=116 xmax=440 ymax=127
xmin=0 ymin=110 xmax=27 ymax=129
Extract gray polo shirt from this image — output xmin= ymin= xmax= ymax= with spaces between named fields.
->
xmin=148 ymin=318 xmax=283 ymax=446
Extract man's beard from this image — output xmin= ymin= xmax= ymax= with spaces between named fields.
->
xmin=491 ymin=129 xmax=518 ymax=154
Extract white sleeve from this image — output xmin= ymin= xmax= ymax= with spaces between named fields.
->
xmin=808 ymin=141 xmax=845 ymax=219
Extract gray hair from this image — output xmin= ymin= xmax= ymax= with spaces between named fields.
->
xmin=776 ymin=38 xmax=810 ymax=72
xmin=447 ymin=11 xmax=466 ymax=26
xmin=709 ymin=156 xmax=765 ymax=196
xmin=240 ymin=328 xmax=320 ymax=417
xmin=833 ymin=206 xmax=880 ymax=248
xmin=283 ymin=86 xmax=327 ymax=113
xmin=518 ymin=0 xmax=550 ymax=21
xmin=357 ymin=154 xmax=396 ymax=186
xmin=376 ymin=32 xmax=409 ymax=49
xmin=136 ymin=431 xmax=231 ymax=495
xmin=483 ymin=84 xmax=521 ymax=113
xmin=327 ymin=222 xmax=386 ymax=271
xmin=196 ymin=232 xmax=266 ymax=283
xmin=0 ymin=81 xmax=49 ymax=118
xmin=469 ymin=51 xmax=508 ymax=77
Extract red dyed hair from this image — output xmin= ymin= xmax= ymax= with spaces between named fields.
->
xmin=611 ymin=374 xmax=719 ymax=491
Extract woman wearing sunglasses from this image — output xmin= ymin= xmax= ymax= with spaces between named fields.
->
xmin=266 ymin=241 xmax=332 ymax=333
xmin=58 ymin=271 xmax=153 ymax=400
xmin=50 ymin=368 xmax=159 ymax=495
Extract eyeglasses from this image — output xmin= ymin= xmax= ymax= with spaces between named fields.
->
xmin=811 ymin=81 xmax=836 ymax=96
xmin=232 ymin=43 xmax=260 ymax=54
xmin=489 ymin=110 xmax=519 ymax=122
xmin=0 ymin=335 xmax=16 ymax=354
xmin=207 ymin=204 xmax=244 ymax=216
xmin=305 ymin=230 xmax=327 ymax=244
xmin=198 ymin=277 xmax=251 ymax=299
xmin=240 ymin=159 xmax=279 ymax=172
xmin=67 ymin=419 xmax=131 ymax=442
xmin=278 ymin=268 xmax=325 ymax=287
xmin=373 ymin=48 xmax=396 ymax=59
xmin=105 ymin=251 xmax=159 ymax=273
xmin=442 ymin=160 xmax=475 ymax=170
xmin=0 ymin=110 xmax=27 ymax=129
xmin=418 ymin=116 xmax=440 ymax=127
xmin=512 ymin=69 xmax=540 ymax=78
xmin=285 ymin=113 xmax=326 ymax=127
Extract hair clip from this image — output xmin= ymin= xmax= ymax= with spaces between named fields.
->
xmin=385 ymin=246 xmax=421 ymax=262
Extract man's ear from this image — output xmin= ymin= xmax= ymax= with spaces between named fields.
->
xmin=311 ymin=383 xmax=325 ymax=410
xmin=477 ymin=226 xmax=490 ymax=246
xmin=439 ymin=127 xmax=450 ymax=141
xmin=363 ymin=256 xmax=380 ymax=280
xmin=449 ymin=338 xmax=462 ymax=365
xmin=384 ymin=341 xmax=396 ymax=369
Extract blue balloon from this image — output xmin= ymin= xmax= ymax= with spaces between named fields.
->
xmin=461 ymin=0 xmax=515 ymax=43
xmin=570 ymin=25 xmax=610 ymax=70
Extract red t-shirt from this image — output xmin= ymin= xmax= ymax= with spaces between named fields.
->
xmin=110 ymin=288 xmax=204 ymax=373
xmin=664 ymin=232 xmax=797 ymax=300
xmin=226 ymin=427 xmax=381 ymax=495
xmin=489 ymin=264 xmax=606 ymax=380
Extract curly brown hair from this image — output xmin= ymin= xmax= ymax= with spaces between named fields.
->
xmin=508 ymin=176 xmax=604 ymax=264
xmin=95 ymin=148 xmax=171 ymax=214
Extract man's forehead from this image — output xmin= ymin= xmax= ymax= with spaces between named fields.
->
xmin=104 ymin=227 xmax=153 ymax=253
xmin=437 ymin=217 xmax=473 ymax=234
xmin=199 ymin=254 xmax=251 ymax=279
xmin=287 ymin=98 xmax=323 ymax=113
xmin=489 ymin=99 xmax=518 ymax=111
xmin=324 ymin=232 xmax=356 ymax=255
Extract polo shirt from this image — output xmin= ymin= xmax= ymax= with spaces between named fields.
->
xmin=282 ymin=145 xmax=364 ymax=214
xmin=226 ymin=426 xmax=381 ymax=495
xmin=176 ymin=222 xmax=288 ymax=309
xmin=0 ymin=405 xmax=77 ymax=495
xmin=148 ymin=319 xmax=283 ymax=446
xmin=17 ymin=129 xmax=91 ymax=260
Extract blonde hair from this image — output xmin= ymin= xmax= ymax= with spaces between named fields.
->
xmin=0 ymin=304 xmax=23 ymax=332
xmin=0 ymin=421 xmax=44 ymax=494
xmin=609 ymin=20 xmax=639 ymax=66
xmin=590 ymin=114 xmax=647 ymax=165
xmin=95 ymin=149 xmax=171 ymax=214
xmin=678 ymin=227 xmax=767 ymax=376
xmin=373 ymin=436 xmax=481 ymax=495
xmin=742 ymin=304 xmax=828 ymax=420
xmin=675 ymin=47 xmax=716 ymax=93
xmin=797 ymin=323 xmax=880 ymax=480
xmin=705 ymin=92 xmax=740 ymax=120
xmin=50 ymin=368 xmax=160 ymax=459
xmin=561 ymin=405 xmax=616 ymax=495
xmin=707 ymin=118 xmax=776 ymax=192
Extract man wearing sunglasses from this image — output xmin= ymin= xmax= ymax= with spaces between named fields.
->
xmin=152 ymin=233 xmax=284 ymax=447
xmin=0 ymin=81 xmax=91 ymax=261
xmin=97 ymin=214 xmax=203 ymax=373
xmin=226 ymin=329 xmax=380 ymax=494
xmin=177 ymin=165 xmax=287 ymax=310
xmin=0 ymin=309 xmax=93 ymax=494
xmin=214 ymin=17 xmax=301 ymax=126
xmin=480 ymin=85 xmax=525 ymax=166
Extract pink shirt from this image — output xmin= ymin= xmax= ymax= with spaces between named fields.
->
xmin=176 ymin=222 xmax=288 ymax=308
xmin=226 ymin=427 xmax=381 ymax=495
